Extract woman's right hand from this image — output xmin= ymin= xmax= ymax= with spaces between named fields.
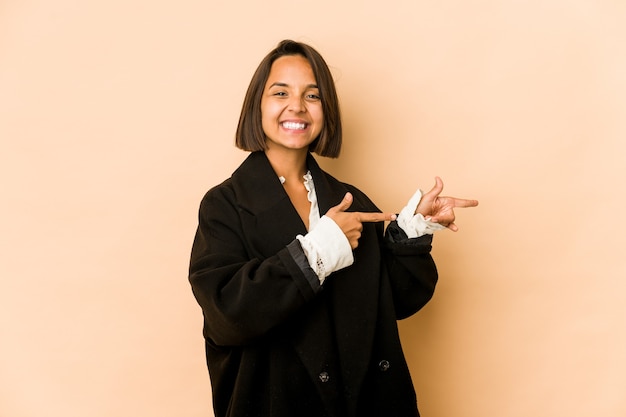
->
xmin=325 ymin=192 xmax=396 ymax=249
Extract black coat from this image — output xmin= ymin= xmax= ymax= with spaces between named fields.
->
xmin=189 ymin=151 xmax=438 ymax=417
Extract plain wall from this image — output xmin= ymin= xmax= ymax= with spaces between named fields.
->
xmin=1 ymin=1 xmax=625 ymax=416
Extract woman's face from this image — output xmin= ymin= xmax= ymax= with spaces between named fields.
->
xmin=260 ymin=55 xmax=324 ymax=153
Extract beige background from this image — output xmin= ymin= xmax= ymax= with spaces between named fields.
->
xmin=2 ymin=1 xmax=625 ymax=416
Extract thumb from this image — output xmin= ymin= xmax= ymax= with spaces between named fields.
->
xmin=330 ymin=192 xmax=353 ymax=213
xmin=424 ymin=176 xmax=444 ymax=199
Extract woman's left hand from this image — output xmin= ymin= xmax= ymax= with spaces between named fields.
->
xmin=416 ymin=177 xmax=479 ymax=232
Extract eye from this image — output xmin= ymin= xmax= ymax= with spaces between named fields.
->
xmin=273 ymin=91 xmax=287 ymax=97
xmin=306 ymin=92 xmax=320 ymax=101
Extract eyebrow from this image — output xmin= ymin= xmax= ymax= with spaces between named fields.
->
xmin=268 ymin=82 xmax=319 ymax=89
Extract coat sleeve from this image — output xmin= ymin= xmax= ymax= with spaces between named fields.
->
xmin=188 ymin=185 xmax=321 ymax=348
xmin=382 ymin=221 xmax=439 ymax=320
xmin=345 ymin=184 xmax=439 ymax=320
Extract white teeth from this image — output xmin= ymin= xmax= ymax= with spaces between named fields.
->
xmin=282 ymin=121 xmax=306 ymax=130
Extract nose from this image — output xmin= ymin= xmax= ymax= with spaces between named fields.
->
xmin=288 ymin=96 xmax=306 ymax=113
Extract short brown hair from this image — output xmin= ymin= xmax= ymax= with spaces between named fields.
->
xmin=235 ymin=40 xmax=342 ymax=158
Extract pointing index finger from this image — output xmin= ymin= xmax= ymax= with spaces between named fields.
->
xmin=357 ymin=212 xmax=397 ymax=223
xmin=453 ymin=198 xmax=479 ymax=208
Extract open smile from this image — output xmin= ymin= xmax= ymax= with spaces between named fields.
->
xmin=281 ymin=121 xmax=308 ymax=130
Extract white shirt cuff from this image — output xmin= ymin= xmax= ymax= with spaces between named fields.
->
xmin=296 ymin=215 xmax=354 ymax=283
xmin=396 ymin=189 xmax=446 ymax=238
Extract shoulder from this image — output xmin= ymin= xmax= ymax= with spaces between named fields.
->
xmin=198 ymin=178 xmax=236 ymax=215
xmin=307 ymin=153 xmax=380 ymax=212
xmin=342 ymin=181 xmax=373 ymax=202
xmin=198 ymin=152 xmax=262 ymax=210
xmin=319 ymin=169 xmax=380 ymax=213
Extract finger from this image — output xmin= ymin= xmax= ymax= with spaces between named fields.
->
xmin=329 ymin=192 xmax=353 ymax=213
xmin=423 ymin=176 xmax=444 ymax=198
xmin=427 ymin=214 xmax=451 ymax=225
xmin=358 ymin=212 xmax=397 ymax=223
xmin=427 ymin=215 xmax=458 ymax=232
xmin=453 ymin=198 xmax=479 ymax=208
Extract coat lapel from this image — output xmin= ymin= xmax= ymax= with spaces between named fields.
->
xmin=230 ymin=152 xmax=307 ymax=259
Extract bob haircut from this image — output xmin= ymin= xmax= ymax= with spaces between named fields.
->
xmin=235 ymin=39 xmax=342 ymax=158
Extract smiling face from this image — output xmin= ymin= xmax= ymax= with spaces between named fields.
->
xmin=260 ymin=55 xmax=324 ymax=154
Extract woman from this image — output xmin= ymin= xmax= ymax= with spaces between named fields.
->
xmin=189 ymin=39 xmax=478 ymax=417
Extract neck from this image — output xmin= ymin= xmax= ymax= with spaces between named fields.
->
xmin=264 ymin=147 xmax=308 ymax=183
